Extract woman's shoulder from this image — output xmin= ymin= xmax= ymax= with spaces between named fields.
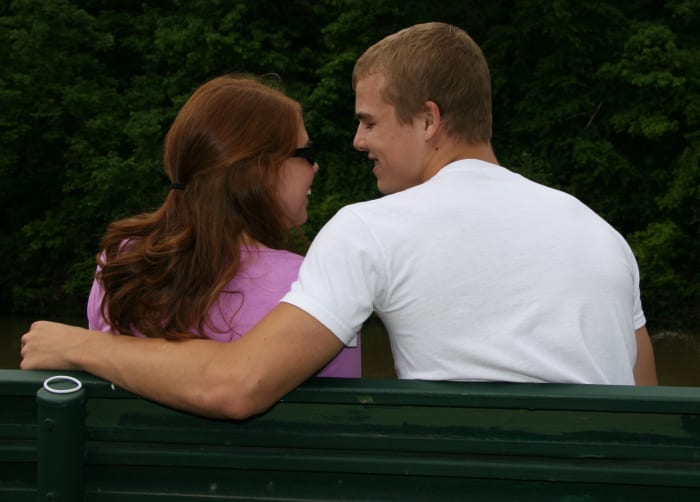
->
xmin=241 ymin=247 xmax=304 ymax=270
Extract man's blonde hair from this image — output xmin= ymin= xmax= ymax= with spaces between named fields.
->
xmin=352 ymin=22 xmax=492 ymax=144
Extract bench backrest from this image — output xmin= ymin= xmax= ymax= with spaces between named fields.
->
xmin=2 ymin=369 xmax=699 ymax=500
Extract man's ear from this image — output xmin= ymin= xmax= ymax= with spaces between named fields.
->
xmin=422 ymin=100 xmax=441 ymax=141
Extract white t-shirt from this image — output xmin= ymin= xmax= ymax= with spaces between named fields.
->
xmin=283 ymin=160 xmax=644 ymax=384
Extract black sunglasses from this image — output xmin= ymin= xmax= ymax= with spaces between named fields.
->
xmin=291 ymin=142 xmax=316 ymax=166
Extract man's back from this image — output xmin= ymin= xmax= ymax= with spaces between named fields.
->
xmin=286 ymin=159 xmax=642 ymax=384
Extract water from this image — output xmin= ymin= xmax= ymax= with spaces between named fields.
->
xmin=649 ymin=329 xmax=700 ymax=386
xmin=2 ymin=316 xmax=698 ymax=386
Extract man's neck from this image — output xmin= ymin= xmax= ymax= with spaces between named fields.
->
xmin=421 ymin=140 xmax=498 ymax=183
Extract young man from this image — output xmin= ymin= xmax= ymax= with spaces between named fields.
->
xmin=21 ymin=23 xmax=657 ymax=419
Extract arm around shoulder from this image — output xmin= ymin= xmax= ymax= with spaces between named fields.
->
xmin=21 ymin=305 xmax=343 ymax=420
xmin=20 ymin=321 xmax=231 ymax=415
xmin=205 ymin=302 xmax=343 ymax=418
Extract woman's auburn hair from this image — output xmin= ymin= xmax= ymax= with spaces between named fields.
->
xmin=97 ymin=75 xmax=303 ymax=339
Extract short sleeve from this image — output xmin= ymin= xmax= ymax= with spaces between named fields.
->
xmin=282 ymin=206 xmax=384 ymax=344
xmin=87 ymin=269 xmax=112 ymax=332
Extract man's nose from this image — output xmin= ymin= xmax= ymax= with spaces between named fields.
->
xmin=353 ymin=125 xmax=367 ymax=152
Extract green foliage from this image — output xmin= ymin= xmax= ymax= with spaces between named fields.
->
xmin=630 ymin=221 xmax=699 ymax=324
xmin=0 ymin=0 xmax=697 ymax=326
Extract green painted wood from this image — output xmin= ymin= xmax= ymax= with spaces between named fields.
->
xmin=1 ymin=369 xmax=699 ymax=501
xmin=37 ymin=383 xmax=86 ymax=501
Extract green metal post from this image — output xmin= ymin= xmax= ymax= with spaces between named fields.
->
xmin=36 ymin=375 xmax=86 ymax=502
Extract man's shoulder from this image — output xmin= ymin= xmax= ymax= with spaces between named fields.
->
xmin=329 ymin=197 xmax=387 ymax=221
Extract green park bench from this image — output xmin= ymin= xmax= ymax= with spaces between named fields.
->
xmin=1 ymin=369 xmax=699 ymax=500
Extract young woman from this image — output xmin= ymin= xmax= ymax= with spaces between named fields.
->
xmin=86 ymin=75 xmax=360 ymax=377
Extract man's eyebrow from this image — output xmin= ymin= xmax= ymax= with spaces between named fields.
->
xmin=355 ymin=112 xmax=373 ymax=121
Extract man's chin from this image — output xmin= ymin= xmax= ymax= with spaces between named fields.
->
xmin=376 ymin=180 xmax=391 ymax=195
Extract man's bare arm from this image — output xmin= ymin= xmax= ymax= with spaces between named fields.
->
xmin=633 ymin=326 xmax=657 ymax=386
xmin=20 ymin=303 xmax=343 ymax=419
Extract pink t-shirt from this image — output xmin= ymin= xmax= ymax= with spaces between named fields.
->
xmin=87 ymin=247 xmax=360 ymax=377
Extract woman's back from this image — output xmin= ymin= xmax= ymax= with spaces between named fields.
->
xmin=88 ymin=246 xmax=361 ymax=377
